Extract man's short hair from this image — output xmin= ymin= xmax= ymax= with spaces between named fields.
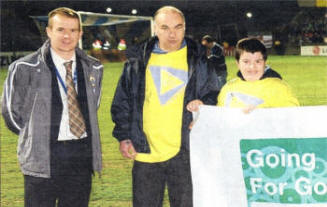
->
xmin=48 ymin=7 xmax=81 ymax=30
xmin=235 ymin=37 xmax=267 ymax=61
xmin=154 ymin=6 xmax=185 ymax=24
xmin=202 ymin=35 xmax=214 ymax=43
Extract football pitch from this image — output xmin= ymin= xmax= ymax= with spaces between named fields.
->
xmin=0 ymin=55 xmax=326 ymax=207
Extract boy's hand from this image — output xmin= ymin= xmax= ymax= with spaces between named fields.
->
xmin=243 ymin=104 xmax=256 ymax=114
xmin=189 ymin=121 xmax=195 ymax=129
xmin=187 ymin=99 xmax=204 ymax=112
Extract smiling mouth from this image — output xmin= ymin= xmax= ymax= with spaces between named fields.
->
xmin=62 ymin=41 xmax=72 ymax=45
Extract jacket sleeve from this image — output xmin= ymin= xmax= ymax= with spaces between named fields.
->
xmin=196 ymin=55 xmax=220 ymax=105
xmin=208 ymin=45 xmax=227 ymax=75
xmin=110 ymin=61 xmax=133 ymax=142
xmin=1 ymin=62 xmax=29 ymax=134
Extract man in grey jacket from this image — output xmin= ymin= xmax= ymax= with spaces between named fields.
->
xmin=1 ymin=7 xmax=103 ymax=207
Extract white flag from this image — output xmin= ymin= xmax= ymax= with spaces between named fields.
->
xmin=190 ymin=105 xmax=327 ymax=207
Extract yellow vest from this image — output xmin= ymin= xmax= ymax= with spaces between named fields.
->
xmin=218 ymin=77 xmax=299 ymax=108
xmin=136 ymin=47 xmax=188 ymax=163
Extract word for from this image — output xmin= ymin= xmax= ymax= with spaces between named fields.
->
xmin=250 ymin=177 xmax=327 ymax=196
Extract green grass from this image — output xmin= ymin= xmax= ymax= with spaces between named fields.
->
xmin=1 ymin=56 xmax=326 ymax=207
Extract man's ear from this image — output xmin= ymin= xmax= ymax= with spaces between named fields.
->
xmin=46 ymin=27 xmax=51 ymax=38
xmin=153 ymin=24 xmax=157 ymax=36
xmin=79 ymin=30 xmax=83 ymax=40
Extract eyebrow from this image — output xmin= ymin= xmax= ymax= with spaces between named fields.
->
xmin=240 ymin=58 xmax=264 ymax=61
xmin=175 ymin=24 xmax=184 ymax=28
xmin=56 ymin=26 xmax=79 ymax=30
xmin=159 ymin=23 xmax=184 ymax=27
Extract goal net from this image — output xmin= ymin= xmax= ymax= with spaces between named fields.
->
xmin=30 ymin=11 xmax=153 ymax=61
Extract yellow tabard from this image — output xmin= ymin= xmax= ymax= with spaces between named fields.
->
xmin=136 ymin=47 xmax=188 ymax=163
xmin=218 ymin=77 xmax=299 ymax=108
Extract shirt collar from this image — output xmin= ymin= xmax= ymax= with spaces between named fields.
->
xmin=50 ymin=48 xmax=76 ymax=67
xmin=152 ymin=39 xmax=187 ymax=54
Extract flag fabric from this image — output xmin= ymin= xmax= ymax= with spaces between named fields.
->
xmin=190 ymin=105 xmax=327 ymax=207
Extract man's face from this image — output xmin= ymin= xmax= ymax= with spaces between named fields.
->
xmin=237 ymin=51 xmax=266 ymax=81
xmin=154 ymin=11 xmax=185 ymax=52
xmin=46 ymin=14 xmax=82 ymax=59
xmin=201 ymin=40 xmax=208 ymax=47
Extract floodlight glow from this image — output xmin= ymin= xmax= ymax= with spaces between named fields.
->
xmin=246 ymin=12 xmax=253 ymax=18
xmin=106 ymin=7 xmax=112 ymax=13
xmin=131 ymin=9 xmax=138 ymax=15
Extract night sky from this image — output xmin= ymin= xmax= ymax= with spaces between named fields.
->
xmin=0 ymin=0 xmax=324 ymax=51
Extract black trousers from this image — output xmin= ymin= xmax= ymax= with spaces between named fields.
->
xmin=24 ymin=173 xmax=91 ymax=207
xmin=132 ymin=150 xmax=193 ymax=207
xmin=24 ymin=138 xmax=92 ymax=207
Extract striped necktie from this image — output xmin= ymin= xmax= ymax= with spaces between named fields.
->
xmin=63 ymin=61 xmax=86 ymax=138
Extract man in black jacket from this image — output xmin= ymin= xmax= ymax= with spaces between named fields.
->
xmin=201 ymin=35 xmax=227 ymax=90
xmin=111 ymin=6 xmax=219 ymax=207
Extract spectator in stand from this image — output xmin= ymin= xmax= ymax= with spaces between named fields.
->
xmin=201 ymin=35 xmax=227 ymax=90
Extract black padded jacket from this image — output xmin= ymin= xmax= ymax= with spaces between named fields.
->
xmin=111 ymin=36 xmax=219 ymax=153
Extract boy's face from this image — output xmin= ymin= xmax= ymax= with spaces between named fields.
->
xmin=237 ymin=51 xmax=266 ymax=81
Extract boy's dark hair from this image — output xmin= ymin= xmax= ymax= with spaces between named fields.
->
xmin=235 ymin=38 xmax=267 ymax=61
xmin=202 ymin=35 xmax=214 ymax=43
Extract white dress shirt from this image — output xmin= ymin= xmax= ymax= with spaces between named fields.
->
xmin=50 ymin=48 xmax=87 ymax=141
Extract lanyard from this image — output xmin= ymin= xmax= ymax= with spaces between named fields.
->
xmin=54 ymin=67 xmax=78 ymax=94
